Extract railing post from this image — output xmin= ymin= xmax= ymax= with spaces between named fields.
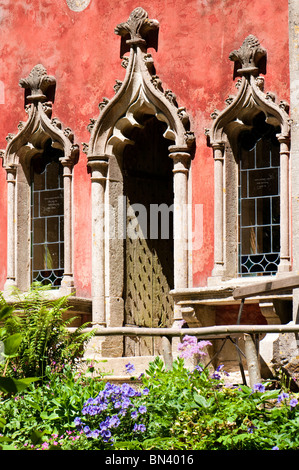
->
xmin=162 ymin=335 xmax=173 ymax=370
xmin=244 ymin=333 xmax=262 ymax=387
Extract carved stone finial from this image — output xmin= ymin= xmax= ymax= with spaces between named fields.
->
xmin=229 ymin=35 xmax=267 ymax=77
xmin=114 ymin=7 xmax=159 ymax=48
xmin=19 ymin=64 xmax=56 ymax=103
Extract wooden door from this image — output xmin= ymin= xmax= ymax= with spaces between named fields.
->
xmin=123 ymin=117 xmax=174 ymax=356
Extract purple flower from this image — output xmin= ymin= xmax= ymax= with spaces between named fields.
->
xmin=138 ymin=405 xmax=147 ymax=414
xmin=109 ymin=415 xmax=120 ymax=428
xmin=277 ymin=392 xmax=289 ymax=403
xmin=125 ymin=362 xmax=135 ymax=374
xmin=131 ymin=410 xmax=138 ymax=419
xmin=142 ymin=388 xmax=149 ymax=395
xmin=178 ymin=335 xmax=212 ymax=359
xmin=253 ymin=383 xmax=265 ymax=393
xmin=83 ymin=425 xmax=92 ymax=437
xmin=272 ymin=446 xmax=279 ymax=450
xmin=74 ymin=417 xmax=82 ymax=428
xmin=133 ymin=423 xmax=146 ymax=433
xmin=290 ymin=398 xmax=298 ymax=409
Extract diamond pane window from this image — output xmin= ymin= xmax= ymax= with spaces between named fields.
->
xmin=238 ymin=113 xmax=280 ymax=276
xmin=30 ymin=143 xmax=64 ymax=286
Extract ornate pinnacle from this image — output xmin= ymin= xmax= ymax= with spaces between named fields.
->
xmin=114 ymin=7 xmax=159 ymax=48
xmin=229 ymin=35 xmax=267 ymax=77
xmin=19 ymin=64 xmax=56 ymax=103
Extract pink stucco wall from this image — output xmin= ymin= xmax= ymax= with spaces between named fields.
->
xmin=0 ymin=0 xmax=290 ymax=295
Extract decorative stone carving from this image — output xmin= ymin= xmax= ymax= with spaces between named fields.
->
xmin=85 ymin=8 xmax=195 ymax=345
xmin=229 ymin=34 xmax=267 ymax=76
xmin=1 ymin=64 xmax=79 ymax=294
xmin=114 ymin=7 xmax=159 ymax=47
xmin=19 ymin=64 xmax=56 ymax=102
xmin=207 ymin=35 xmax=291 ymax=280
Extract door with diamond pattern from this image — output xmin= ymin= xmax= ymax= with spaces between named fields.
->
xmin=123 ymin=116 xmax=174 ymax=356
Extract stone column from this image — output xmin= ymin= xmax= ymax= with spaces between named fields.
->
xmin=60 ymin=163 xmax=75 ymax=293
xmin=211 ymin=143 xmax=225 ymax=279
xmin=278 ymin=136 xmax=291 ymax=274
xmin=88 ymin=156 xmax=108 ymax=326
xmin=289 ymin=0 xmax=299 ymax=321
xmin=169 ymin=148 xmax=191 ymax=324
xmin=4 ymin=167 xmax=17 ymax=292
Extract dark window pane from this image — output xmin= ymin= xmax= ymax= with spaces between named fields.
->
xmin=241 ymin=227 xmax=256 ymax=254
xmin=257 ymin=198 xmax=270 ymax=225
xmin=46 ymin=161 xmax=61 ymax=189
xmin=47 ymin=217 xmax=59 ymax=243
xmin=249 ymin=168 xmax=278 ymax=197
xmin=241 ymin=199 xmax=255 ymax=226
xmin=39 ymin=190 xmax=63 ymax=217
xmin=272 ymin=196 xmax=280 ymax=224
xmin=257 ymin=226 xmax=271 ymax=253
xmin=272 ymin=225 xmax=280 ymax=252
xmin=33 ymin=218 xmax=45 ymax=244
xmin=33 ymin=245 xmax=45 ymax=270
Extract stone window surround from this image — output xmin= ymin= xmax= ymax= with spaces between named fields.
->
xmin=1 ymin=64 xmax=79 ymax=296
xmin=84 ymin=8 xmax=196 ymax=337
xmin=206 ymin=36 xmax=291 ymax=285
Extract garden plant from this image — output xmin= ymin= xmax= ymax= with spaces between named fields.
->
xmin=0 ymin=287 xmax=298 ymax=450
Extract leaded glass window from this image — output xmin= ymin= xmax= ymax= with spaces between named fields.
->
xmin=238 ymin=113 xmax=280 ymax=276
xmin=30 ymin=143 xmax=64 ymax=286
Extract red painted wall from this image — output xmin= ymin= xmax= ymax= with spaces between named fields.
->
xmin=0 ymin=0 xmax=290 ymax=295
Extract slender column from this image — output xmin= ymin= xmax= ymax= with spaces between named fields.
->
xmin=211 ymin=143 xmax=225 ymax=278
xmin=169 ymin=148 xmax=191 ymax=324
xmin=278 ymin=136 xmax=291 ymax=273
xmin=289 ymin=0 xmax=299 ymax=321
xmin=88 ymin=156 xmax=108 ymax=326
xmin=4 ymin=167 xmax=17 ymax=291
xmin=60 ymin=163 xmax=75 ymax=293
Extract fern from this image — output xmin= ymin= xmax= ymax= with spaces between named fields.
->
xmin=1 ymin=283 xmax=94 ymax=378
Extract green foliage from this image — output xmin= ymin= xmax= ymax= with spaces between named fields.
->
xmin=0 ymin=363 xmax=105 ymax=448
xmin=0 ymin=322 xmax=298 ymax=451
xmin=0 ymin=283 xmax=94 ymax=378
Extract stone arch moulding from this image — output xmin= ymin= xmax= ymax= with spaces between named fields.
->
xmin=1 ymin=64 xmax=79 ymax=295
xmin=206 ymin=35 xmax=291 ymax=282
xmin=84 ymin=7 xmax=196 ymax=337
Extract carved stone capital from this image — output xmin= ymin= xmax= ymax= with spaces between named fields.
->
xmin=229 ymin=35 xmax=266 ymax=77
xmin=19 ymin=64 xmax=56 ymax=103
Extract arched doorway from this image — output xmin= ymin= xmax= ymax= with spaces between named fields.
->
xmin=123 ymin=116 xmax=174 ymax=355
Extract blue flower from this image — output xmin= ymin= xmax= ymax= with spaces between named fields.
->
xmin=272 ymin=446 xmax=279 ymax=450
xmin=142 ymin=387 xmax=149 ymax=395
xmin=74 ymin=417 xmax=82 ymax=428
xmin=125 ymin=362 xmax=135 ymax=374
xmin=133 ymin=423 xmax=146 ymax=433
xmin=290 ymin=398 xmax=298 ymax=409
xmin=252 ymin=383 xmax=265 ymax=393
xmin=277 ymin=392 xmax=289 ymax=403
xmin=138 ymin=405 xmax=147 ymax=414
xmin=83 ymin=425 xmax=92 ymax=437
xmin=109 ymin=415 xmax=120 ymax=428
xmin=131 ymin=410 xmax=138 ymax=419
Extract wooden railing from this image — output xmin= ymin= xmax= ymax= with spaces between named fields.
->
xmin=70 ymin=274 xmax=299 ymax=387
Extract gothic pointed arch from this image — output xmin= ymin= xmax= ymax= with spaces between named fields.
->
xmin=85 ymin=8 xmax=195 ymax=356
xmin=1 ymin=64 xmax=79 ymax=293
xmin=206 ymin=35 xmax=291 ymax=281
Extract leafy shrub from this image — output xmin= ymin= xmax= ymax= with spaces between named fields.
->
xmin=0 ymin=332 xmax=298 ymax=450
xmin=0 ymin=284 xmax=94 ymax=378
